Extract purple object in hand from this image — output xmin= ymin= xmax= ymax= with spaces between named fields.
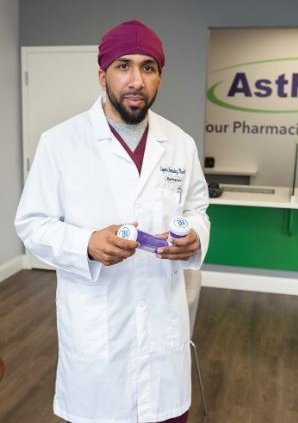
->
xmin=117 ymin=225 xmax=168 ymax=253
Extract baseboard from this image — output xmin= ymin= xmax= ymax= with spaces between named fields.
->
xmin=201 ymin=270 xmax=298 ymax=296
xmin=0 ymin=255 xmax=26 ymax=283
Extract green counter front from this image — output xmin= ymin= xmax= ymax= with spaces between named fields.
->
xmin=205 ymin=204 xmax=298 ymax=271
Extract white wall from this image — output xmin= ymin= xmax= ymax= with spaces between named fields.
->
xmin=19 ymin=0 xmax=298 ymax=162
xmin=0 ymin=0 xmax=23 ymax=265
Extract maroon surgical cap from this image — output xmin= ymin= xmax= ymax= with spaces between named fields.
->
xmin=98 ymin=20 xmax=165 ymax=73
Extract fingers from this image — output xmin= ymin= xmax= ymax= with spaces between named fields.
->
xmin=106 ymin=224 xmax=139 ymax=250
xmin=171 ymin=231 xmax=198 ymax=246
xmin=156 ymin=246 xmax=197 ymax=261
xmin=156 ymin=231 xmax=200 ymax=261
xmin=87 ymin=224 xmax=139 ymax=266
xmin=94 ymin=246 xmax=135 ymax=266
xmin=99 ymin=237 xmax=138 ymax=265
xmin=109 ymin=234 xmax=138 ymax=252
xmin=154 ymin=231 xmax=169 ymax=240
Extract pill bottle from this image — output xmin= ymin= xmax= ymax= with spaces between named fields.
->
xmin=168 ymin=216 xmax=190 ymax=244
xmin=117 ymin=225 xmax=168 ymax=253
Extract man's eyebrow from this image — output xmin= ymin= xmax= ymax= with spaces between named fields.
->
xmin=116 ymin=57 xmax=131 ymax=63
xmin=142 ymin=59 xmax=158 ymax=66
xmin=116 ymin=57 xmax=158 ymax=66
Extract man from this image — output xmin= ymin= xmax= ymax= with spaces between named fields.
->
xmin=15 ymin=20 xmax=210 ymax=423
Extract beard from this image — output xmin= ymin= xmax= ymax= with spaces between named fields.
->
xmin=105 ymin=85 xmax=158 ymax=124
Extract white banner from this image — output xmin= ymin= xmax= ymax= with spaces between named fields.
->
xmin=205 ymin=28 xmax=298 ymax=187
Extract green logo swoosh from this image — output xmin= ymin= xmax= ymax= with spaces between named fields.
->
xmin=207 ymin=57 xmax=298 ymax=114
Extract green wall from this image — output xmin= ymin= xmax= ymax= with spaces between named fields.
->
xmin=205 ymin=205 xmax=298 ymax=271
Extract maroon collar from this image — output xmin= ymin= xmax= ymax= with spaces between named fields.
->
xmin=109 ymin=124 xmax=148 ymax=174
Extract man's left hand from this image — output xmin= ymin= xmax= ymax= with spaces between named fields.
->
xmin=156 ymin=230 xmax=200 ymax=261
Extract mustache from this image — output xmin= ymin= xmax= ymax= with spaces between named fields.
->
xmin=121 ymin=92 xmax=147 ymax=100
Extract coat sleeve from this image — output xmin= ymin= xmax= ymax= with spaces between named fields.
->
xmin=182 ymin=139 xmax=210 ymax=269
xmin=15 ymin=135 xmax=101 ymax=283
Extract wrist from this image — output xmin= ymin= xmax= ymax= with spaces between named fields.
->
xmin=87 ymin=231 xmax=97 ymax=261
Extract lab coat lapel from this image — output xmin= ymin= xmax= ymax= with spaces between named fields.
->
xmin=110 ymin=135 xmax=134 ymax=163
xmin=89 ymin=97 xmax=134 ymax=164
xmin=136 ymin=111 xmax=168 ymax=196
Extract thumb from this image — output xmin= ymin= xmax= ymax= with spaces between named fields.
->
xmin=111 ymin=222 xmax=138 ymax=235
xmin=154 ymin=231 xmax=169 ymax=239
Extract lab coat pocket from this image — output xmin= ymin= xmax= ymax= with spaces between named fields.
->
xmin=56 ymin=280 xmax=109 ymax=362
xmin=168 ymin=264 xmax=190 ymax=351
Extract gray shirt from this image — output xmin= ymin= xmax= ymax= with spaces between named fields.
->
xmin=107 ymin=117 xmax=148 ymax=152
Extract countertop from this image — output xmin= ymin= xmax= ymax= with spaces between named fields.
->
xmin=209 ymin=185 xmax=298 ymax=209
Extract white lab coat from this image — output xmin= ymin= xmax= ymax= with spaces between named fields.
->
xmin=15 ymin=97 xmax=210 ymax=423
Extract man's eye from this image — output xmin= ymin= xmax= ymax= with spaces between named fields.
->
xmin=119 ymin=63 xmax=129 ymax=70
xmin=144 ymin=65 xmax=153 ymax=72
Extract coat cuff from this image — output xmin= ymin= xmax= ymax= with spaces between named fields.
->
xmin=65 ymin=227 xmax=102 ymax=282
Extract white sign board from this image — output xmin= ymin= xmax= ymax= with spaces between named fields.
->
xmin=205 ymin=28 xmax=298 ymax=187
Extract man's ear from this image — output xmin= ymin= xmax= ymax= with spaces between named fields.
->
xmin=157 ymin=75 xmax=162 ymax=89
xmin=98 ymin=69 xmax=106 ymax=89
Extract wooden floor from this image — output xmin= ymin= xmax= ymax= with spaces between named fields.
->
xmin=1 ymin=270 xmax=298 ymax=422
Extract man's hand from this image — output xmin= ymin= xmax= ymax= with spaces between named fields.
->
xmin=155 ymin=230 xmax=200 ymax=261
xmin=87 ymin=224 xmax=138 ymax=266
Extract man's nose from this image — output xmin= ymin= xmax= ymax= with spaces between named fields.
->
xmin=128 ymin=68 xmax=145 ymax=89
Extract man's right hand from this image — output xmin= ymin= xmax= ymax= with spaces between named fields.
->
xmin=87 ymin=224 xmax=139 ymax=266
